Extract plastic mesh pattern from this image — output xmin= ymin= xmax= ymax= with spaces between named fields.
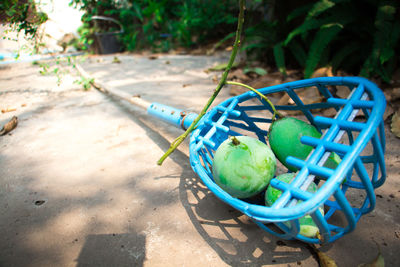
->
xmin=189 ymin=77 xmax=386 ymax=243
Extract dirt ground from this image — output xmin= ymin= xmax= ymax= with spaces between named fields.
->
xmin=1 ymin=53 xmax=400 ymax=267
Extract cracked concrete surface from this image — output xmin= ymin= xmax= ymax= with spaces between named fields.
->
xmin=1 ymin=54 xmax=399 ymax=267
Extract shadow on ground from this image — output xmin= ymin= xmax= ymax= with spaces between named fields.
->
xmin=76 ymin=233 xmax=146 ymax=267
xmin=1 ymin=56 xmax=399 ymax=267
xmin=113 ymin=95 xmax=317 ymax=266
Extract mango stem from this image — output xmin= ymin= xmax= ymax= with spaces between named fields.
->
xmin=230 ymin=136 xmax=241 ymax=146
xmin=225 ymin=81 xmax=284 ymax=121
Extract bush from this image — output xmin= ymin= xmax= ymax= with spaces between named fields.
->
xmin=71 ymin=0 xmax=400 ymax=82
xmin=70 ymin=0 xmax=239 ymax=52
xmin=243 ymin=0 xmax=400 ymax=82
xmin=1 ymin=0 xmax=48 ymax=40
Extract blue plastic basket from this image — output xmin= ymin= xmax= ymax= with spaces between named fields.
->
xmin=147 ymin=76 xmax=386 ymax=244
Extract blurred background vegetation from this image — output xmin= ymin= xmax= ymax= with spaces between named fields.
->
xmin=2 ymin=0 xmax=399 ymax=83
xmin=69 ymin=0 xmax=399 ymax=83
xmin=1 ymin=0 xmax=48 ymax=50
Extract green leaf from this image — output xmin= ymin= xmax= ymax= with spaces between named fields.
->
xmin=304 ymin=23 xmax=343 ymax=78
xmin=243 ymin=67 xmax=267 ymax=76
xmin=284 ymin=9 xmax=354 ymax=46
xmin=306 ymin=0 xmax=336 ymax=20
xmin=5 ymin=9 xmax=15 ymax=16
xmin=208 ymin=61 xmax=239 ymax=71
xmin=212 ymin=32 xmax=236 ymax=51
xmin=284 ymin=18 xmax=325 ymax=46
xmin=380 ymin=17 xmax=400 ymax=65
xmin=132 ymin=2 xmax=143 ymax=22
xmin=331 ymin=42 xmax=359 ymax=72
xmin=273 ymin=42 xmax=286 ymax=76
xmin=360 ymin=2 xmax=399 ymax=80
xmin=287 ymin=40 xmax=307 ymax=67
xmin=241 ymin=42 xmax=268 ymax=51
xmin=287 ymin=3 xmax=314 ymax=22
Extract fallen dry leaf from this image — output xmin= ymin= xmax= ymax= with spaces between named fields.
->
xmin=148 ymin=55 xmax=158 ymax=60
xmin=395 ymin=230 xmax=400 ymax=239
xmin=229 ymin=84 xmax=246 ymax=96
xmin=336 ymin=85 xmax=349 ymax=99
xmin=391 ymin=88 xmax=400 ymax=101
xmin=311 ymin=67 xmax=333 ymax=78
xmin=310 ymin=245 xmax=338 ymax=267
xmin=212 ymin=74 xmax=219 ymax=84
xmin=323 ymin=107 xmax=337 ymax=118
xmin=1 ymin=107 xmax=17 ymax=113
xmin=0 ymin=116 xmax=18 ymax=136
xmin=248 ymin=72 xmax=284 ymax=89
xmin=225 ymin=46 xmax=233 ymax=51
xmin=383 ymin=105 xmax=394 ymax=121
xmin=296 ymin=87 xmax=324 ymax=105
xmin=383 ymin=88 xmax=400 ymax=102
xmin=391 ymin=111 xmax=400 ymax=138
xmin=227 ymin=69 xmax=250 ymax=82
xmin=383 ymin=91 xmax=392 ymax=102
xmin=277 ymin=93 xmax=291 ymax=105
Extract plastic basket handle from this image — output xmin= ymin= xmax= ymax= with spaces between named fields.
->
xmin=76 ymin=64 xmax=197 ymax=129
xmin=90 ymin=16 xmax=124 ymax=34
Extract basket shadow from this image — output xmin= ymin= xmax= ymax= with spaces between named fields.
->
xmin=178 ymin=171 xmax=315 ymax=266
xmin=75 ymin=232 xmax=146 ymax=267
xmin=107 ymin=90 xmax=315 ymax=266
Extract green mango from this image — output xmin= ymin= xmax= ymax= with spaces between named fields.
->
xmin=212 ymin=136 xmax=277 ymax=199
xmin=265 ymin=173 xmax=324 ymax=238
xmin=268 ymin=117 xmax=341 ymax=172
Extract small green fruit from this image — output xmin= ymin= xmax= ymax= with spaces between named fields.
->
xmin=265 ymin=173 xmax=323 ymax=238
xmin=268 ymin=117 xmax=341 ymax=172
xmin=212 ymin=136 xmax=277 ymax=199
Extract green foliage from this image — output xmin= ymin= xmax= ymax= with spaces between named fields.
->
xmin=273 ymin=42 xmax=286 ymax=76
xmin=360 ymin=2 xmax=400 ymax=81
xmin=242 ymin=0 xmax=400 ymax=82
xmin=304 ymin=23 xmax=343 ymax=78
xmin=1 ymin=0 xmax=48 ymax=39
xmin=74 ymin=76 xmax=94 ymax=90
xmin=69 ymin=0 xmax=400 ymax=82
xmin=70 ymin=0 xmax=238 ymax=52
xmin=35 ymin=55 xmax=91 ymax=89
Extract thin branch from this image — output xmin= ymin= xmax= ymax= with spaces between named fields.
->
xmin=226 ymin=81 xmax=284 ymax=120
xmin=157 ymin=0 xmax=245 ymax=165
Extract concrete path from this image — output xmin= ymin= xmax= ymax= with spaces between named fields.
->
xmin=1 ymin=53 xmax=399 ymax=267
